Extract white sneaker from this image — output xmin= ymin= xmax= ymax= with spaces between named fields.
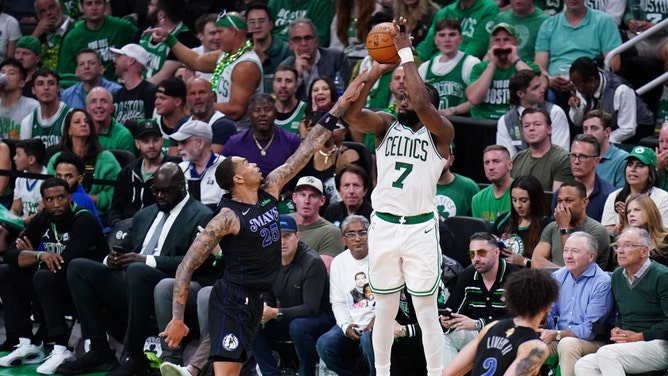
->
xmin=0 ymin=337 xmax=45 ymax=367
xmin=36 ymin=345 xmax=76 ymax=374
xmin=160 ymin=361 xmax=192 ymax=376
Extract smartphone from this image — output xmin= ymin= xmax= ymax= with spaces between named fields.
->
xmin=438 ymin=309 xmax=452 ymax=318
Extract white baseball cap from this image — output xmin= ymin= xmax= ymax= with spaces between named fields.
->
xmin=295 ymin=176 xmax=323 ymax=194
xmin=110 ymin=43 xmax=149 ymax=67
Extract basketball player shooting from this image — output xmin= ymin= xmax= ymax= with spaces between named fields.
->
xmin=342 ymin=17 xmax=455 ymax=376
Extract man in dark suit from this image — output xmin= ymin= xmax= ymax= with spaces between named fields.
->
xmin=57 ymin=163 xmax=214 ymax=376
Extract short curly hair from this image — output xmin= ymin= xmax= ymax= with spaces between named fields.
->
xmin=503 ymin=269 xmax=559 ymax=318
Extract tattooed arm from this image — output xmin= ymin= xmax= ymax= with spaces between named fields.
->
xmin=504 ymin=340 xmax=548 ymax=376
xmin=263 ymin=75 xmax=367 ymax=199
xmin=159 ymin=208 xmax=241 ymax=348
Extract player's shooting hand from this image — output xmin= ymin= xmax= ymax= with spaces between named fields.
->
xmin=391 ymin=17 xmax=412 ymax=51
xmin=159 ymin=319 xmax=190 ymax=348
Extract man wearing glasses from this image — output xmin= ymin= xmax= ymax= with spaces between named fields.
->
xmin=279 ymin=18 xmax=350 ymax=102
xmin=575 ymin=227 xmax=668 ymax=375
xmin=439 ymin=232 xmax=520 ymax=368
xmin=58 ymin=163 xmax=213 ymax=375
xmin=550 ymin=134 xmax=615 ymax=222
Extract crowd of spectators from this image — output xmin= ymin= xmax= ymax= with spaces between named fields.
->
xmin=0 ymin=0 xmax=665 ymax=375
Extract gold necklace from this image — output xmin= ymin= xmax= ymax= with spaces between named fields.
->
xmin=253 ymin=133 xmax=275 ymax=156
xmin=318 ymin=146 xmax=338 ymax=164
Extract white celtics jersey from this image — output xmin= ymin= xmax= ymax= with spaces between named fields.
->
xmin=215 ymin=49 xmax=263 ymax=103
xmin=372 ymin=121 xmax=447 ymax=216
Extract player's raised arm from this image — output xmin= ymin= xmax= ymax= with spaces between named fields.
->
xmin=392 ymin=17 xmax=454 ymax=157
xmin=263 ymin=77 xmax=367 ymax=198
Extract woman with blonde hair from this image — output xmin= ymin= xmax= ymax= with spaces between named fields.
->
xmin=622 ymin=194 xmax=668 ymax=266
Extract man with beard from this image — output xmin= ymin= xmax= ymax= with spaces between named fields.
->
xmin=443 ymin=269 xmax=560 ymax=376
xmin=173 ymin=77 xmax=236 ymax=155
xmin=510 ymin=107 xmax=572 ymax=192
xmin=273 ymin=65 xmax=306 ymax=135
xmin=57 ymin=163 xmax=213 ymax=376
xmin=466 ymin=23 xmax=539 ymax=120
xmin=111 ymin=43 xmax=158 ymax=126
xmin=341 ymin=18 xmax=454 ymax=376
xmin=140 ymin=0 xmax=199 ymax=84
xmin=223 ymin=93 xmax=302 ymax=177
xmin=107 ymin=119 xmax=181 ymax=225
xmin=0 ymin=177 xmax=107 ymax=372
xmin=173 ymin=120 xmax=226 ymax=210
xmin=532 ymin=180 xmax=610 ymax=270
xmin=439 ymin=232 xmax=520 ymax=368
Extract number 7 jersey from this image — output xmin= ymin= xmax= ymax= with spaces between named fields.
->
xmin=372 ymin=121 xmax=448 ymax=216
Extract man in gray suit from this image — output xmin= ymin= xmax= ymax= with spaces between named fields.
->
xmin=58 ymin=163 xmax=213 ymax=376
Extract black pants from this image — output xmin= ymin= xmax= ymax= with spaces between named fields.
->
xmin=0 ymin=264 xmax=73 ymax=343
xmin=67 ymin=258 xmax=168 ymax=353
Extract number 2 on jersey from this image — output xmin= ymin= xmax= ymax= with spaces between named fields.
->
xmin=392 ymin=162 xmax=413 ymax=188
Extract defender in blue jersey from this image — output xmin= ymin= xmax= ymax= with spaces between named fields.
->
xmin=158 ymin=75 xmax=367 ymax=375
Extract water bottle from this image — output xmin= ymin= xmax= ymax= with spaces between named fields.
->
xmin=334 ymin=71 xmax=345 ymax=97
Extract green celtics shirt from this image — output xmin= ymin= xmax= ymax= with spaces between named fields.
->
xmin=494 ymin=8 xmax=550 ymax=62
xmin=423 ymin=53 xmax=471 ymax=110
xmin=435 ymin=173 xmax=480 ymax=219
xmin=0 ymin=96 xmax=38 ymax=139
xmin=469 ymin=61 xmax=539 ymax=120
xmin=140 ymin=22 xmax=200 ymax=79
xmin=269 ymin=0 xmax=335 ymax=46
xmin=417 ymin=0 xmax=499 ymax=60
xmin=535 ymin=0 xmax=564 ymax=15
xmin=59 ymin=16 xmax=138 ymax=80
xmin=19 ymin=102 xmax=72 ymax=148
xmin=275 ymin=100 xmax=307 ymax=134
xmin=471 ymin=184 xmax=511 ymax=223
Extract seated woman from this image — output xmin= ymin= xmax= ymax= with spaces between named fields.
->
xmin=46 ymin=108 xmax=121 ymax=222
xmin=620 ymin=194 xmax=668 ymax=266
xmin=297 ymin=77 xmax=362 ymax=210
xmin=602 ymin=146 xmax=668 ymax=236
xmin=493 ymin=175 xmax=549 ymax=268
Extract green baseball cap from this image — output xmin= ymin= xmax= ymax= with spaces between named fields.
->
xmin=16 ymin=36 xmax=42 ymax=55
xmin=491 ymin=23 xmax=517 ymax=38
xmin=626 ymin=145 xmax=657 ymax=167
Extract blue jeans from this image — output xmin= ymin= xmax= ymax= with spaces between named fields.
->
xmin=316 ymin=325 xmax=371 ymax=376
xmin=252 ymin=311 xmax=334 ymax=376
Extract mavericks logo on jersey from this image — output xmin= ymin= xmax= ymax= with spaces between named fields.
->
xmin=248 ymin=206 xmax=279 ymax=232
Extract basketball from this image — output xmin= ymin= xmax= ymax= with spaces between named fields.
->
xmin=366 ymin=22 xmax=400 ymax=64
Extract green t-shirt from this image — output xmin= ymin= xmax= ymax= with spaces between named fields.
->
xmin=269 ymin=0 xmax=335 ymax=47
xmin=275 ymin=101 xmax=307 ymax=134
xmin=511 ymin=145 xmax=573 ymax=192
xmin=417 ymin=0 xmax=499 ymax=60
xmin=59 ymin=16 xmax=138 ymax=80
xmin=424 ymin=54 xmax=469 ymax=110
xmin=98 ymin=120 xmax=137 ymax=155
xmin=471 ymin=184 xmax=511 ymax=223
xmin=469 ymin=61 xmax=540 ymax=120
xmin=435 ymin=173 xmax=480 ymax=219
xmin=494 ymin=8 xmax=550 ymax=62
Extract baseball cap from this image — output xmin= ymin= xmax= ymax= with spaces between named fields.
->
xmin=626 ymin=145 xmax=657 ymax=167
xmin=279 ymin=214 xmax=298 ymax=233
xmin=109 ymin=44 xmax=149 ymax=67
xmin=170 ymin=120 xmax=213 ymax=142
xmin=134 ymin=119 xmax=162 ymax=139
xmin=157 ymin=77 xmax=186 ymax=99
xmin=295 ymin=176 xmax=323 ymax=194
xmin=16 ymin=36 xmax=42 ymax=55
xmin=491 ymin=23 xmax=517 ymax=38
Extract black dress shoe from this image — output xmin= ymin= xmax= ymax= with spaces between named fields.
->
xmin=56 ymin=347 xmax=118 ymax=375
xmin=106 ymin=352 xmax=150 ymax=376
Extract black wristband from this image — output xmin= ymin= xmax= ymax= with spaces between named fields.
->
xmin=513 ymin=58 xmax=521 ymax=66
xmin=317 ymin=113 xmax=339 ymax=131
